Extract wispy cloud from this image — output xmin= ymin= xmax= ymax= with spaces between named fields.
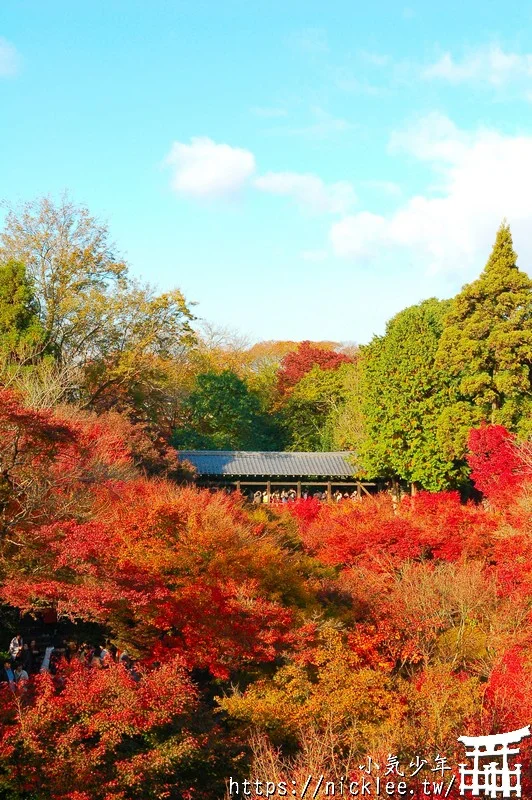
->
xmin=362 ymin=180 xmax=402 ymax=197
xmin=301 ymin=249 xmax=329 ymax=262
xmin=255 ymin=172 xmax=356 ymax=214
xmin=326 ymin=44 xmax=532 ymax=97
xmin=165 ymin=137 xmax=255 ymax=199
xmin=164 ymin=136 xmax=356 ymax=216
xmin=330 ymin=113 xmax=532 ymax=273
xmin=270 ymin=106 xmax=356 ymax=140
xmin=0 ymin=37 xmax=20 ymax=77
xmin=358 ymin=50 xmax=390 ymax=67
xmin=290 ymin=27 xmax=329 ymax=54
xmin=251 ymin=106 xmax=288 ymax=118
xmin=423 ymin=44 xmax=532 ymax=87
xmin=328 ymin=65 xmax=385 ymax=95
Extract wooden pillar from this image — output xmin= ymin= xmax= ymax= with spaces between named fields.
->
xmin=297 ymin=481 xmax=301 ymax=499
xmin=236 ymin=480 xmax=241 ymax=494
xmin=327 ymin=481 xmax=332 ymax=502
xmin=266 ymin=480 xmax=271 ymax=503
xmin=357 ymin=482 xmax=362 ymax=498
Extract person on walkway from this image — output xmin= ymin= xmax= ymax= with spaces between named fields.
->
xmin=29 ymin=640 xmax=41 ymax=673
xmin=14 ymin=664 xmax=29 ymax=686
xmin=9 ymin=633 xmax=23 ymax=662
xmin=21 ymin=643 xmax=33 ymax=674
xmin=40 ymin=645 xmax=55 ymax=673
xmin=1 ymin=660 xmax=15 ymax=688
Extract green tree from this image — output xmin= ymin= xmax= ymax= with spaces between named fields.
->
xmin=0 ymin=197 xmax=197 ymax=426
xmin=282 ymin=363 xmax=356 ymax=452
xmin=0 ymin=194 xmax=127 ymax=364
xmin=81 ymin=282 xmax=196 ymax=426
xmin=327 ymin=358 xmax=366 ymax=452
xmin=360 ymin=298 xmax=462 ymax=490
xmin=435 ymin=222 xmax=532 ymax=454
xmin=0 ymin=260 xmax=43 ymax=355
xmin=172 ymin=370 xmax=282 ymax=450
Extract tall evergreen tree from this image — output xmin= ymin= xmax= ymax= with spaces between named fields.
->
xmin=436 ymin=222 xmax=532 ymax=455
xmin=360 ymin=298 xmax=462 ymax=490
xmin=0 ymin=260 xmax=43 ymax=356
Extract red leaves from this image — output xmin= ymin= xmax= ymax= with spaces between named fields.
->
xmin=400 ymin=491 xmax=496 ymax=562
xmin=1 ymin=479 xmax=297 ymax=677
xmin=286 ymin=496 xmax=322 ymax=529
xmin=485 ymin=647 xmax=532 ymax=732
xmin=0 ymin=388 xmax=77 ymax=455
xmin=467 ymin=424 xmax=527 ymax=506
xmin=0 ymin=659 xmax=198 ymax=799
xmin=152 ymin=580 xmax=293 ymax=678
xmin=491 ymin=532 xmax=532 ymax=602
xmin=0 ymin=388 xmax=79 ymax=525
xmin=300 ymin=496 xmax=423 ymax=567
xmin=290 ymin=491 xmax=495 ymax=569
xmin=4 ymin=391 xmax=532 ymax=798
xmin=276 ymin=340 xmax=352 ymax=395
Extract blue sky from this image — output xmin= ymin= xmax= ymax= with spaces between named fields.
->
xmin=2 ymin=1 xmax=532 ymax=345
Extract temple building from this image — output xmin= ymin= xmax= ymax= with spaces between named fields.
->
xmin=177 ymin=450 xmax=375 ymax=500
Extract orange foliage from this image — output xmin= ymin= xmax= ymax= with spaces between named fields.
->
xmin=2 ymin=405 xmax=532 ymax=798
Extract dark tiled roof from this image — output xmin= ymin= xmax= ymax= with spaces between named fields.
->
xmin=177 ymin=451 xmax=358 ymax=477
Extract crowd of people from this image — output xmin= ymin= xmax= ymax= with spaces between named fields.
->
xmin=249 ymin=488 xmax=363 ymax=504
xmin=1 ymin=632 xmax=141 ymax=691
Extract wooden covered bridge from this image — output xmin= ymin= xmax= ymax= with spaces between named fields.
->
xmin=177 ymin=450 xmax=375 ymax=501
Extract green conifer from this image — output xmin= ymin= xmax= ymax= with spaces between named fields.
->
xmin=0 ymin=260 xmax=43 ymax=356
xmin=436 ymin=221 xmax=532 ymax=454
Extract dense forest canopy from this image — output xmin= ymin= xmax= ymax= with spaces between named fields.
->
xmin=2 ymin=198 xmax=532 ymax=799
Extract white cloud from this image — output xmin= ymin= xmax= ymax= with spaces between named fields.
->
xmin=164 ymin=137 xmax=355 ymax=216
xmin=0 ymin=37 xmax=20 ymax=77
xmin=277 ymin=106 xmax=355 ymax=139
xmin=291 ymin=27 xmax=329 ymax=54
xmin=165 ymin=137 xmax=255 ymax=199
xmin=330 ymin=114 xmax=532 ymax=272
xmin=251 ymin=106 xmax=288 ymax=118
xmin=423 ymin=45 xmax=532 ymax=87
xmin=301 ymin=249 xmax=329 ymax=262
xmin=362 ymin=180 xmax=402 ymax=197
xmin=255 ymin=171 xmax=356 ymax=214
xmin=331 ymin=212 xmax=388 ymax=259
xmin=389 ymin=112 xmax=469 ymax=163
xmin=359 ymin=51 xmax=390 ymax=67
xmin=328 ymin=66 xmax=384 ymax=96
